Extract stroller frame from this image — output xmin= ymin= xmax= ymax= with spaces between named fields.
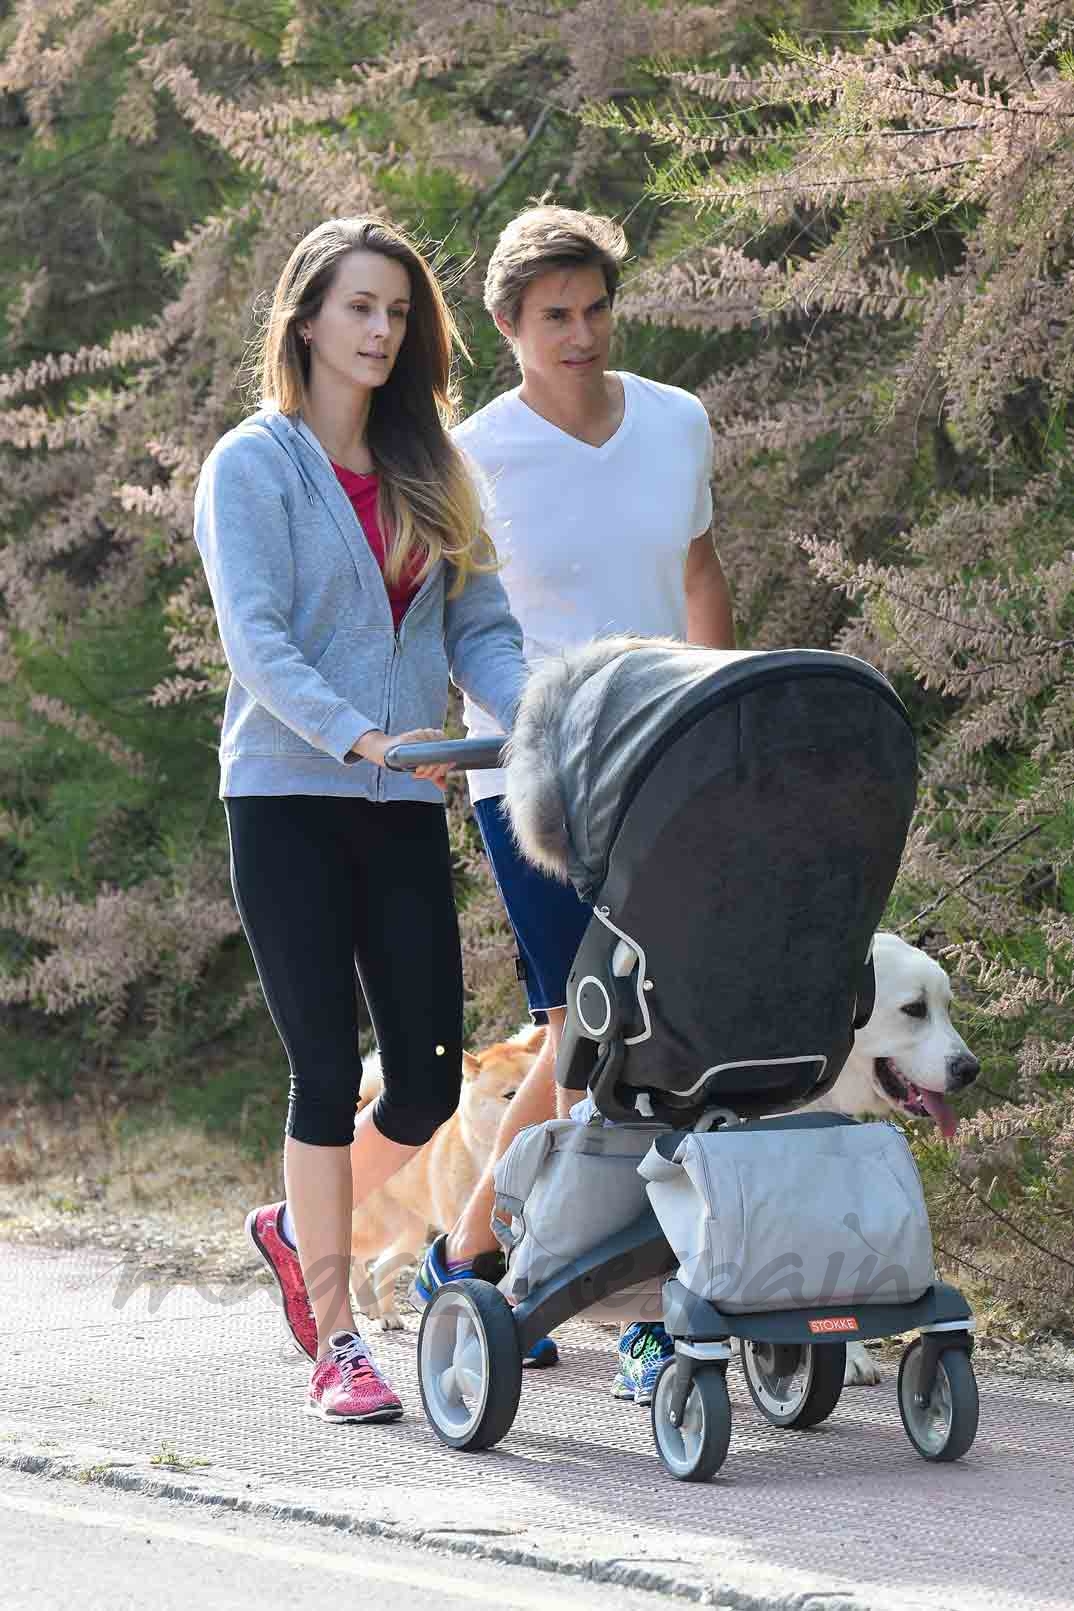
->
xmin=387 ymin=651 xmax=980 ymax=1480
xmin=415 ymin=1109 xmax=977 ymax=1480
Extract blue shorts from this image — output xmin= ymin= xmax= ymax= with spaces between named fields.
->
xmin=473 ymin=796 xmax=592 ymax=1022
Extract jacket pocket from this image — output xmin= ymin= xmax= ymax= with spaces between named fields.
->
xmin=310 ymin=627 xmax=337 ymax=669
xmin=391 ymin=635 xmax=450 ymax=736
xmin=275 ymin=624 xmax=390 ymax=754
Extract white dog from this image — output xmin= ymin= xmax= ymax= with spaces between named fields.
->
xmin=813 ymin=931 xmax=979 ymax=1140
xmin=808 ymin=930 xmax=979 ymax=1382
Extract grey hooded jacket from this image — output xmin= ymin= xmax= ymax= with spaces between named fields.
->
xmin=193 ymin=407 xmax=527 ymax=803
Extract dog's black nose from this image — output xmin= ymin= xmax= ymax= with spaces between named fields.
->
xmin=948 ymin=1052 xmax=980 ymax=1090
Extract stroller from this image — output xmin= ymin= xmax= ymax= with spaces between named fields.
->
xmin=386 ymin=643 xmax=979 ymax=1481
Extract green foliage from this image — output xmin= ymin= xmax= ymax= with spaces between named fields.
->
xmin=6 ymin=609 xmax=218 ymax=888
xmin=1 ymin=0 xmax=1071 ymax=1335
xmin=605 ymin=0 xmax=1074 ymax=1332
xmin=165 ymin=1045 xmax=287 ymax=1159
xmin=1 ymin=62 xmax=230 ymax=356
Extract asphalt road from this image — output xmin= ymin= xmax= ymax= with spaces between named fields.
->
xmin=0 ymin=1463 xmax=661 ymax=1611
xmin=4 ymin=1244 xmax=1074 ymax=1611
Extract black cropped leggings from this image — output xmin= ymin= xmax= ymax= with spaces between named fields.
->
xmin=225 ymin=795 xmax=464 ymax=1148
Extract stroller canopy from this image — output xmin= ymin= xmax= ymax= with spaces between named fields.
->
xmin=506 ymin=641 xmax=911 ymax=904
xmin=505 ymin=640 xmax=918 ymax=1117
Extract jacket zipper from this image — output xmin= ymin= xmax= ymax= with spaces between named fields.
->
xmin=282 ymin=422 xmax=447 ymax=800
xmin=379 ymin=634 xmax=399 ymax=802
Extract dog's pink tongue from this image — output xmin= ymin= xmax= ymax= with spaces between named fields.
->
xmin=918 ymin=1088 xmax=958 ymax=1140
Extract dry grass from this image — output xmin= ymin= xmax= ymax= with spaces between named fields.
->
xmin=0 ymin=1094 xmax=279 ymax=1281
xmin=917 ymin=1149 xmax=1074 ymax=1345
xmin=3 ymin=1088 xmax=1073 ymax=1381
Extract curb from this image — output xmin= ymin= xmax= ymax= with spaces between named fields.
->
xmin=0 ymin=1439 xmax=899 ymax=1611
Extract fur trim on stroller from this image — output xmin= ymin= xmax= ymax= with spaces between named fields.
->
xmin=503 ymin=634 xmax=690 ymax=881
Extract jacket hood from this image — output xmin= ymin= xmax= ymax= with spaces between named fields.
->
xmin=244 ymin=406 xmax=328 ymax=505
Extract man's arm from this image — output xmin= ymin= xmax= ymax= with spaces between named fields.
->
xmin=684 ymin=528 xmax=735 ymax=649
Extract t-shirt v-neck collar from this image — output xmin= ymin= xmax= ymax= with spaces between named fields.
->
xmin=510 ymin=372 xmax=633 ymax=459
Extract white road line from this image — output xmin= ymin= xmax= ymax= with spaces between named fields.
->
xmin=0 ymin=1490 xmax=551 ymax=1605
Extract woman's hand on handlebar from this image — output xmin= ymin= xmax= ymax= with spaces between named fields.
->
xmin=349 ymin=728 xmax=453 ymax=789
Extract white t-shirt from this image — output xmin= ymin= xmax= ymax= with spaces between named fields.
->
xmin=452 ymin=371 xmax=714 ymax=802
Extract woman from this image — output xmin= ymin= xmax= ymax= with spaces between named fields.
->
xmin=193 ymin=217 xmax=527 ymax=1423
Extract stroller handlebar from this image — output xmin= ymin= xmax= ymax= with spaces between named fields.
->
xmin=382 ymin=737 xmax=507 ymax=773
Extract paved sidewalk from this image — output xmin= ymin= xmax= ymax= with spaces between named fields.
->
xmin=2 ymin=1244 xmax=1072 ymax=1611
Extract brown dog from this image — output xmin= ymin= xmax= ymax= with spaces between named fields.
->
xmin=351 ymin=1025 xmax=545 ymax=1327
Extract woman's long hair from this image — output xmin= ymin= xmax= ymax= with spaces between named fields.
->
xmin=257 ymin=217 xmax=493 ymax=595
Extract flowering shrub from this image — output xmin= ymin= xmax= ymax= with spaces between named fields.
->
xmin=1 ymin=2 xmax=1070 ymax=1328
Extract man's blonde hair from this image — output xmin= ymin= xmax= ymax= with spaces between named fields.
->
xmin=484 ymin=205 xmax=628 ymax=331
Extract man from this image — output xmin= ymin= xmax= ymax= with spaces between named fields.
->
xmin=410 ymin=204 xmax=735 ymax=1404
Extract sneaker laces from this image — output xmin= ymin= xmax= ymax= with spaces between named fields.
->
xmin=329 ymin=1332 xmax=382 ymax=1386
xmin=630 ymin=1324 xmax=671 ymax=1364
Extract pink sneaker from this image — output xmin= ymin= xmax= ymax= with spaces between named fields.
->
xmin=308 ymin=1330 xmax=403 ymax=1423
xmin=245 ymin=1201 xmax=317 ymax=1361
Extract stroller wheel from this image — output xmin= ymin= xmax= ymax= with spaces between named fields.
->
xmin=897 ymin=1341 xmax=979 ymax=1462
xmin=416 ymin=1279 xmax=522 ymax=1452
xmin=740 ymin=1340 xmax=845 ymax=1429
xmin=651 ymin=1361 xmax=732 ymax=1482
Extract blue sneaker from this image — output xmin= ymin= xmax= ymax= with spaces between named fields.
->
xmin=410 ymin=1234 xmax=559 ymax=1368
xmin=612 ymin=1321 xmax=674 ymax=1405
xmin=408 ymin=1232 xmax=494 ymax=1308
xmin=522 ymin=1336 xmax=560 ymax=1369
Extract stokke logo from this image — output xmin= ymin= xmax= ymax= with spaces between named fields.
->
xmin=808 ymin=1316 xmax=860 ymax=1334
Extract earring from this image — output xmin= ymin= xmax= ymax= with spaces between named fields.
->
xmin=302 ymin=331 xmax=311 ymax=346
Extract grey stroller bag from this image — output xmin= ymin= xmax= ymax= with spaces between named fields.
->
xmin=492 ymin=1111 xmax=671 ymax=1319
xmin=639 ymin=1122 xmax=934 ymax=1313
